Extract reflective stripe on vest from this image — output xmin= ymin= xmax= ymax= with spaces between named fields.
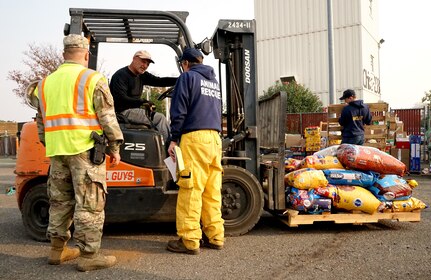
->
xmin=38 ymin=68 xmax=102 ymax=132
xmin=37 ymin=79 xmax=46 ymax=120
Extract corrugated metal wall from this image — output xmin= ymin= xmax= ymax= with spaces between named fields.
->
xmin=0 ymin=136 xmax=17 ymax=157
xmin=284 ymin=108 xmax=422 ymax=135
xmin=285 ymin=112 xmax=327 ymax=134
xmin=254 ymin=0 xmax=381 ymax=105
xmin=392 ymin=108 xmax=423 ymax=135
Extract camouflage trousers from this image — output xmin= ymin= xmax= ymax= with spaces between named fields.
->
xmin=47 ymin=150 xmax=107 ymax=254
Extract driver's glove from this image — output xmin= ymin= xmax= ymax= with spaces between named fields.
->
xmin=142 ymin=101 xmax=156 ymax=112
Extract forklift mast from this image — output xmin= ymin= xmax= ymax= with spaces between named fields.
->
xmin=212 ymin=20 xmax=259 ymax=178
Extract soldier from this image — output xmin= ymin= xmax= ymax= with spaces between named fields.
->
xmin=31 ymin=34 xmax=124 ymax=272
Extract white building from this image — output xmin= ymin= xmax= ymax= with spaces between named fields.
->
xmin=254 ymin=0 xmax=383 ymax=106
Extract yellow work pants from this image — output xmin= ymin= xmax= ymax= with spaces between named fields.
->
xmin=176 ymin=130 xmax=224 ymax=250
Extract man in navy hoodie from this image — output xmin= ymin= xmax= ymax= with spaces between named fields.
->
xmin=338 ymin=89 xmax=372 ymax=145
xmin=166 ymin=48 xmax=224 ymax=255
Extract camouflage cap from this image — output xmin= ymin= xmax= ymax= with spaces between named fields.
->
xmin=63 ymin=34 xmax=89 ymax=50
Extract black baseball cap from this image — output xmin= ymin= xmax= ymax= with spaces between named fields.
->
xmin=339 ymin=89 xmax=356 ymax=100
xmin=178 ymin=47 xmax=203 ymax=63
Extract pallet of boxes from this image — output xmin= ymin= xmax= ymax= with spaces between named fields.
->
xmin=285 ymin=133 xmax=306 ymax=160
xmin=386 ymin=113 xmax=420 ymax=173
xmin=282 ymin=143 xmax=427 ymax=226
xmin=304 ymin=126 xmax=322 ymax=155
xmin=326 ymin=102 xmax=389 ymax=150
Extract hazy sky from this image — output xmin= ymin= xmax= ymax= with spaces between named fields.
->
xmin=379 ymin=0 xmax=431 ymax=109
xmin=0 ymin=0 xmax=429 ymax=122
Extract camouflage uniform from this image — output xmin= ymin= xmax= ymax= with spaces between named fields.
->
xmin=35 ymin=76 xmax=123 ymax=254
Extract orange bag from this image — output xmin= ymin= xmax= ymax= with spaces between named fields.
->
xmin=337 ymin=144 xmax=407 ymax=176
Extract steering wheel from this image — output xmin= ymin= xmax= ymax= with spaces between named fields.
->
xmin=157 ymin=86 xmax=175 ymax=101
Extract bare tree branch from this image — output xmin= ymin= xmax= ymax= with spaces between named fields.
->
xmin=7 ymin=43 xmax=63 ymax=100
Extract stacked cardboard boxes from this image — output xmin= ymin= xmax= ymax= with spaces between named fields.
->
xmin=285 ymin=134 xmax=306 ymax=160
xmin=327 ymin=102 xmax=389 ymax=150
xmin=304 ymin=126 xmax=321 ymax=152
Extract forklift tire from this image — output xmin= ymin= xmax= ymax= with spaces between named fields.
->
xmin=222 ymin=165 xmax=264 ymax=236
xmin=22 ymin=183 xmax=49 ymax=242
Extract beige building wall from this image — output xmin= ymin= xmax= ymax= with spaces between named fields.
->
xmin=254 ymin=0 xmax=382 ymax=106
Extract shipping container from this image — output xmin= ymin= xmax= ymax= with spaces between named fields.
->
xmin=392 ymin=108 xmax=423 ymax=136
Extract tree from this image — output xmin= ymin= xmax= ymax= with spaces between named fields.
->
xmin=7 ymin=43 xmax=63 ymax=100
xmin=421 ymin=90 xmax=431 ymax=104
xmin=143 ymin=86 xmax=170 ymax=115
xmin=422 ymin=90 xmax=431 ymax=131
xmin=260 ymin=81 xmax=323 ymax=113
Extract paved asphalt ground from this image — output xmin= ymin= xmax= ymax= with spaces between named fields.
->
xmin=0 ymin=157 xmax=430 ymax=279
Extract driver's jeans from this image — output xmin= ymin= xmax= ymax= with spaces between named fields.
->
xmin=151 ymin=112 xmax=170 ymax=145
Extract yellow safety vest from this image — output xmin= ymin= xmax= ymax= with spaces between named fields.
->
xmin=35 ymin=63 xmax=104 ymax=157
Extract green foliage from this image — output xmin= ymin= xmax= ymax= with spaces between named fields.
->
xmin=143 ymin=86 xmax=169 ymax=115
xmin=260 ymin=81 xmax=323 ymax=113
xmin=422 ymin=90 xmax=431 ymax=104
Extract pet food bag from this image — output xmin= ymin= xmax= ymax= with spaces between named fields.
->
xmin=285 ymin=158 xmax=302 ymax=172
xmin=284 ymin=168 xmax=328 ymax=189
xmin=368 ymin=174 xmax=412 ymax=201
xmin=323 ymin=169 xmax=378 ymax=187
xmin=300 ymin=155 xmax=344 ymax=170
xmin=286 ymin=187 xmax=332 ymax=214
xmin=313 ymin=145 xmax=340 ymax=157
xmin=334 ymin=185 xmax=383 ymax=214
xmin=336 ymin=144 xmax=407 ymax=176
xmin=383 ymin=197 xmax=428 ymax=212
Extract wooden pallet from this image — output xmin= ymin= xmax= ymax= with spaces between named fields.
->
xmin=280 ymin=209 xmax=421 ymax=227
xmin=327 ymin=102 xmax=389 ymax=149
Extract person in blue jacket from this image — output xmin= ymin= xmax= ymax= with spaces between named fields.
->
xmin=338 ymin=89 xmax=372 ymax=145
xmin=166 ymin=47 xmax=224 ymax=255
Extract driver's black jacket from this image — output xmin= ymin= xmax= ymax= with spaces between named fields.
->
xmin=109 ymin=66 xmax=177 ymax=113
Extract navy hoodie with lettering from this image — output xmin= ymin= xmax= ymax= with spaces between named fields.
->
xmin=338 ymin=100 xmax=372 ymax=138
xmin=170 ymin=64 xmax=221 ymax=142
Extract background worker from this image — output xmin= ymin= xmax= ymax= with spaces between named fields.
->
xmin=166 ymin=48 xmax=224 ymax=255
xmin=109 ymin=50 xmax=177 ymax=144
xmin=32 ymin=34 xmax=124 ymax=272
xmin=338 ymin=89 xmax=372 ymax=145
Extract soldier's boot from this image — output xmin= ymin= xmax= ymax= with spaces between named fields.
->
xmin=48 ymin=239 xmax=80 ymax=265
xmin=77 ymin=252 xmax=117 ymax=272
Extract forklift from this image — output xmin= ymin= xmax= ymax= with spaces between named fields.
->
xmin=16 ymin=8 xmax=287 ymax=241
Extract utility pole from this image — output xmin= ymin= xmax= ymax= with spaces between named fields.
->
xmin=378 ymin=38 xmax=385 ymax=96
xmin=327 ymin=0 xmax=336 ymax=105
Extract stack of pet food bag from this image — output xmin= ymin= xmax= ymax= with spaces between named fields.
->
xmin=284 ymin=144 xmax=428 ymax=215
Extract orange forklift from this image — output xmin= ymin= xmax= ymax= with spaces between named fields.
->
xmin=16 ymin=8 xmax=287 ymax=241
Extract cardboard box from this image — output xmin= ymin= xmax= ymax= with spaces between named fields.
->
xmin=396 ymin=121 xmax=404 ymax=133
xmin=285 ymin=134 xmax=303 ymax=148
xmin=395 ymin=136 xmax=410 ymax=149
xmin=390 ymin=148 xmax=410 ymax=170
xmin=389 ymin=122 xmax=397 ymax=130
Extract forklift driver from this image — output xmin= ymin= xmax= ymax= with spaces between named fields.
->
xmin=109 ymin=50 xmax=177 ymax=145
